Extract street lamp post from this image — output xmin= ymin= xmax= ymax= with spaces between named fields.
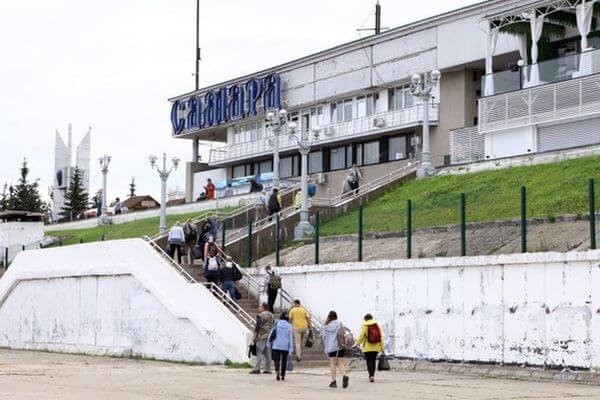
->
xmin=410 ymin=69 xmax=441 ymax=178
xmin=288 ymin=123 xmax=320 ymax=240
xmin=265 ymin=108 xmax=289 ymax=190
xmin=98 ymin=154 xmax=111 ymax=225
xmin=149 ymin=153 xmax=180 ymax=232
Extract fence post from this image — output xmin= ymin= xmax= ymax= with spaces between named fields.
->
xmin=22 ymin=245 xmax=25 ymax=251
xmin=221 ymin=222 xmax=227 ymax=249
xmin=407 ymin=199 xmax=412 ymax=259
xmin=589 ymin=178 xmax=596 ymax=250
xmin=315 ymin=212 xmax=320 ymax=265
xmin=80 ymin=238 xmax=84 ymax=244
xmin=275 ymin=215 xmax=280 ymax=267
xmin=4 ymin=247 xmax=8 ymax=269
xmin=358 ymin=204 xmax=363 ymax=262
xmin=520 ymin=186 xmax=527 ymax=253
xmin=247 ymin=219 xmax=253 ymax=268
xmin=460 ymin=193 xmax=466 ymax=257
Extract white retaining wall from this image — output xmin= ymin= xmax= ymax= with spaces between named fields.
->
xmin=0 ymin=239 xmax=251 ymax=363
xmin=265 ymin=251 xmax=600 ymax=368
xmin=0 ymin=221 xmax=45 ymax=264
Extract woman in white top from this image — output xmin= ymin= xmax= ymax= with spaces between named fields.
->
xmin=167 ymin=222 xmax=185 ymax=264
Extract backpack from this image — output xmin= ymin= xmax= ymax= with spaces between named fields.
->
xmin=183 ymin=222 xmax=197 ymax=242
xmin=267 ymin=194 xmax=280 ymax=213
xmin=269 ymin=272 xmax=282 ymax=290
xmin=337 ymin=323 xmax=355 ymax=350
xmin=367 ymin=323 xmax=382 ymax=344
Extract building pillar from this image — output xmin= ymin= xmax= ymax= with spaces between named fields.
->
xmin=192 ymin=138 xmax=199 ymax=163
xmin=484 ymin=22 xmax=499 ymax=96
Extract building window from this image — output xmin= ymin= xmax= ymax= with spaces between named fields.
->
xmin=330 ymin=146 xmax=346 ymax=170
xmin=357 ymin=95 xmax=376 ymax=118
xmin=389 ymin=86 xmax=414 ymax=111
xmin=280 ymin=156 xmax=293 ymax=178
xmin=363 ymin=141 xmax=380 ymax=165
xmin=258 ymin=159 xmax=273 ymax=175
xmin=389 ymin=136 xmax=407 ymax=161
xmin=310 ymin=106 xmax=323 ymax=127
xmin=233 ymin=120 xmax=264 ymax=144
xmin=343 ymin=100 xmax=353 ymax=122
xmin=233 ymin=164 xmax=247 ymax=178
xmin=309 ymin=151 xmax=323 ymax=174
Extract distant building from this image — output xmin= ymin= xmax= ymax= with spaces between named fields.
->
xmin=121 ymin=195 xmax=160 ymax=212
xmin=53 ymin=124 xmax=91 ymax=222
xmin=0 ymin=211 xmax=45 ymax=265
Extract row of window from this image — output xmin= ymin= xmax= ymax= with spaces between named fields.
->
xmin=231 ymin=134 xmax=413 ymax=179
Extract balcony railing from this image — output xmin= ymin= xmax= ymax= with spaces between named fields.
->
xmin=479 ymin=72 xmax=600 ymax=134
xmin=482 ymin=48 xmax=600 ymax=97
xmin=449 ymin=126 xmax=484 ymax=165
xmin=209 ymin=103 xmax=438 ymax=165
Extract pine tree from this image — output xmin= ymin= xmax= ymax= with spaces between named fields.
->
xmin=61 ymin=167 xmax=89 ymax=221
xmin=0 ymin=183 xmax=9 ymax=212
xmin=129 ymin=177 xmax=136 ymax=198
xmin=7 ymin=159 xmax=45 ymax=213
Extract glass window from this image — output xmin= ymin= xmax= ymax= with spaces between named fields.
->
xmin=343 ymin=100 xmax=353 ymax=122
xmin=367 ymin=94 xmax=375 ymax=116
xmin=346 ymin=145 xmax=353 ymax=167
xmin=403 ymin=89 xmax=414 ymax=108
xmin=259 ymin=159 xmax=272 ymax=174
xmin=356 ymin=144 xmax=363 ymax=166
xmin=302 ymin=113 xmax=310 ymax=134
xmin=389 ymin=136 xmax=407 ymax=161
xmin=357 ymin=96 xmax=367 ymax=118
xmin=330 ymin=146 xmax=346 ymax=170
xmin=388 ymin=88 xmax=395 ymax=111
xmin=233 ymin=164 xmax=246 ymax=178
xmin=310 ymin=107 xmax=323 ymax=127
xmin=363 ymin=141 xmax=380 ymax=165
xmin=280 ymin=157 xmax=293 ymax=178
xmin=309 ymin=151 xmax=323 ymax=174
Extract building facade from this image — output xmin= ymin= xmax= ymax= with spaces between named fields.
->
xmin=169 ymin=0 xmax=600 ymax=201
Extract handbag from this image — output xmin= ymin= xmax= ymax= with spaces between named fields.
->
xmin=377 ymin=352 xmax=391 ymax=371
xmin=207 ymin=257 xmax=219 ymax=271
xmin=286 ymin=356 xmax=293 ymax=371
xmin=268 ymin=324 xmax=277 ymax=344
xmin=232 ymin=265 xmax=243 ymax=281
xmin=193 ymin=246 xmax=203 ymax=259
xmin=248 ymin=343 xmax=257 ymax=357
xmin=305 ymin=330 xmax=314 ymax=348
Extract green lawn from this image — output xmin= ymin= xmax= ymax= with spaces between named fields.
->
xmin=45 ymin=209 xmax=226 ymax=246
xmin=320 ymin=155 xmax=600 ymax=236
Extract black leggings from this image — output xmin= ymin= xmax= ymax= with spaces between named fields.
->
xmin=267 ymin=288 xmax=278 ymax=312
xmin=364 ymin=351 xmax=378 ymax=378
xmin=271 ymin=349 xmax=289 ymax=378
xmin=168 ymin=244 xmax=182 ymax=264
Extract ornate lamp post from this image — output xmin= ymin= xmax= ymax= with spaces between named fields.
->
xmin=265 ymin=108 xmax=289 ymax=190
xmin=149 ymin=153 xmax=180 ymax=232
xmin=410 ymin=69 xmax=441 ymax=178
xmin=98 ymin=154 xmax=111 ymax=225
xmin=288 ymin=122 xmax=320 ymax=240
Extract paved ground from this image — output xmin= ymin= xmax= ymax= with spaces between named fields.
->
xmin=0 ymin=350 xmax=599 ymax=399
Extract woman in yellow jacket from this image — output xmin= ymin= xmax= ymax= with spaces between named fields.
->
xmin=355 ymin=313 xmax=384 ymax=382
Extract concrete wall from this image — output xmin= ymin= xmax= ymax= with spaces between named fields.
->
xmin=0 ymin=221 xmax=45 ymax=264
xmin=0 ymin=239 xmax=251 ymax=363
xmin=262 ymin=251 xmax=600 ymax=368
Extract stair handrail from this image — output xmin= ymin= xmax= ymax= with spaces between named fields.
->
xmin=224 ymin=205 xmax=300 ymax=245
xmin=144 ymin=235 xmax=256 ymax=328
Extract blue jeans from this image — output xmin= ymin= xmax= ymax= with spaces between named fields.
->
xmin=222 ymin=280 xmax=236 ymax=302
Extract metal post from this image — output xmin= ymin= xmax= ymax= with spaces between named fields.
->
xmin=315 ymin=212 xmax=320 ymax=265
xmin=520 ymin=186 xmax=527 ymax=253
xmin=4 ymin=248 xmax=7 ymax=269
xmin=195 ymin=0 xmax=200 ymax=90
xmin=589 ymin=178 xmax=596 ymax=250
xmin=273 ymin=131 xmax=280 ymax=190
xmin=22 ymin=245 xmax=25 ymax=251
xmin=159 ymin=175 xmax=168 ymax=232
xmin=221 ymin=222 xmax=226 ymax=249
xmin=460 ymin=193 xmax=466 ymax=257
xmin=80 ymin=238 xmax=83 ymax=244
xmin=407 ymin=199 xmax=412 ymax=259
xmin=358 ymin=204 xmax=364 ymax=262
xmin=247 ymin=219 xmax=253 ymax=268
xmin=275 ymin=215 xmax=280 ymax=267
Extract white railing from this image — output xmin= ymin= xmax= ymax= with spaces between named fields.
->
xmin=224 ymin=205 xmax=299 ymax=245
xmin=143 ymin=235 xmax=256 ymax=328
xmin=479 ymin=73 xmax=600 ymax=134
xmin=210 ymin=104 xmax=439 ymax=165
xmin=449 ymin=126 xmax=485 ymax=165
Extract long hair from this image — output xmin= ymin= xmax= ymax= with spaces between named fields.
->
xmin=325 ymin=310 xmax=338 ymax=325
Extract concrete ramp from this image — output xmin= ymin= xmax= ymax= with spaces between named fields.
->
xmin=0 ymin=239 xmax=251 ymax=364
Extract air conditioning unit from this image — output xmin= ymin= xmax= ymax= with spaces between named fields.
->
xmin=372 ymin=117 xmax=385 ymax=129
xmin=314 ymin=172 xmax=327 ymax=184
xmin=324 ymin=126 xmax=335 ymax=136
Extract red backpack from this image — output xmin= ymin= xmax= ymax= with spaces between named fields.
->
xmin=366 ymin=324 xmax=381 ymax=344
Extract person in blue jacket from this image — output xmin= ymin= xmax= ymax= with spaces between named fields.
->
xmin=268 ymin=312 xmax=294 ymax=381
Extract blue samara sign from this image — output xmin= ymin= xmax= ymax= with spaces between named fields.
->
xmin=170 ymin=73 xmax=281 ymax=135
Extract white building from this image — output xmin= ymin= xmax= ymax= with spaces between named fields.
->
xmin=169 ymin=0 xmax=600 ymax=201
xmin=53 ymin=124 xmax=91 ymax=221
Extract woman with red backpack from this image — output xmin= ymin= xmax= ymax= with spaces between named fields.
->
xmin=355 ymin=313 xmax=384 ymax=383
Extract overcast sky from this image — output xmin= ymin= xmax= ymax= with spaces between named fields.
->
xmin=0 ymin=0 xmax=480 ymax=204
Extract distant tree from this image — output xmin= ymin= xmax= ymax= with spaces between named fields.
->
xmin=129 ymin=177 xmax=136 ymax=198
xmin=7 ymin=159 xmax=45 ymax=213
xmin=0 ymin=183 xmax=9 ymax=212
xmin=61 ymin=167 xmax=89 ymax=221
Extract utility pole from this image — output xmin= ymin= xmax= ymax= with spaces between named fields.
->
xmin=375 ymin=0 xmax=381 ymax=34
xmin=195 ymin=0 xmax=200 ymax=90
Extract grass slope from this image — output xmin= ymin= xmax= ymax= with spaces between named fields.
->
xmin=46 ymin=209 xmax=221 ymax=246
xmin=320 ymin=155 xmax=600 ymax=236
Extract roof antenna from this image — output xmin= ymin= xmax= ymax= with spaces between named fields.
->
xmin=357 ymin=1 xmax=389 ymax=35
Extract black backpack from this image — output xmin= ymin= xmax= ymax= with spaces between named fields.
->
xmin=184 ymin=222 xmax=197 ymax=242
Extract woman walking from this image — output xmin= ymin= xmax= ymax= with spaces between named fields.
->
xmin=355 ymin=313 xmax=384 ymax=382
xmin=322 ymin=311 xmax=349 ymax=389
xmin=268 ymin=312 xmax=294 ymax=381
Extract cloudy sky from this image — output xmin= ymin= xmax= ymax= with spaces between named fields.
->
xmin=0 ymin=0 xmax=480 ymax=204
